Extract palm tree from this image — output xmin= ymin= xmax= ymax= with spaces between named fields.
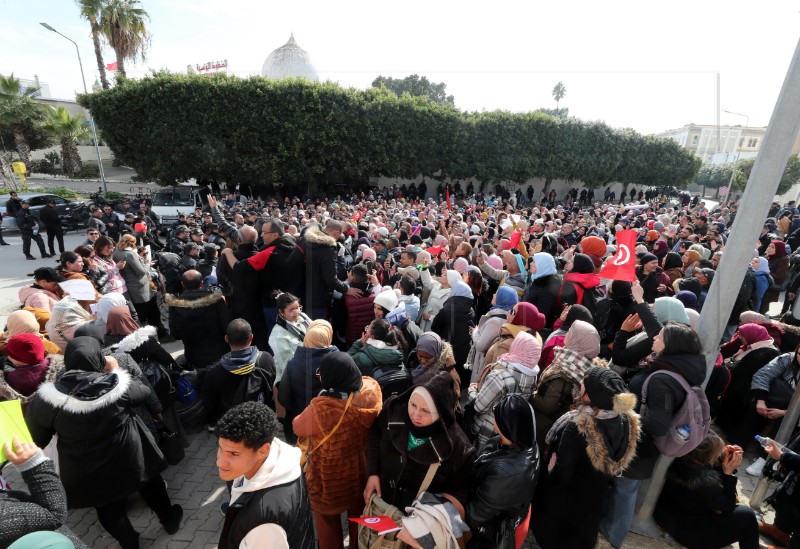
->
xmin=552 ymin=81 xmax=567 ymax=109
xmin=100 ymin=0 xmax=151 ymax=78
xmin=77 ymin=0 xmax=110 ymax=90
xmin=0 ymin=74 xmax=48 ymax=166
xmin=46 ymin=107 xmax=91 ymax=175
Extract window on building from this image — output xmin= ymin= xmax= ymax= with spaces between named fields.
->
xmin=692 ymin=135 xmax=699 ymax=145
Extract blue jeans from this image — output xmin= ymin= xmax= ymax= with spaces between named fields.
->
xmin=263 ymin=307 xmax=278 ymax=345
xmin=599 ymin=476 xmax=640 ymax=548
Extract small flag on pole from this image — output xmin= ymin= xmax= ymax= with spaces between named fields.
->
xmin=445 ymin=186 xmax=451 ymax=210
xmin=598 ymin=229 xmax=637 ymax=282
xmin=106 ymin=61 xmax=118 ymax=71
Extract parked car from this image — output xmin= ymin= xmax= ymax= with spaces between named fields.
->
xmin=150 ymin=182 xmax=202 ymax=228
xmin=0 ymin=193 xmax=88 ymax=232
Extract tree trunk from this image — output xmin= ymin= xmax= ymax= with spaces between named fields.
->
xmin=70 ymin=142 xmax=83 ymax=173
xmin=0 ymin=152 xmax=18 ymax=191
xmin=542 ymin=177 xmax=553 ymax=199
xmin=92 ymin=28 xmax=110 ymax=90
xmin=60 ymin=137 xmax=73 ymax=175
xmin=13 ymin=129 xmax=32 ymax=166
xmin=116 ymin=50 xmax=126 ymax=78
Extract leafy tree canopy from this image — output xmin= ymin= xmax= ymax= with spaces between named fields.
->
xmin=372 ymin=74 xmax=455 ymax=106
xmin=734 ymin=155 xmax=800 ymax=196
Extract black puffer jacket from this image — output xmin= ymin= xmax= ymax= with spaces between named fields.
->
xmin=25 ymin=368 xmax=165 ymax=509
xmin=625 ymin=352 xmax=706 ymax=479
xmin=237 ymin=235 xmax=305 ymax=308
xmin=299 ymin=227 xmax=348 ymax=309
xmin=522 ymin=274 xmax=562 ymax=325
xmin=431 ymin=295 xmax=475 ymax=371
xmin=166 ymin=289 xmax=230 ymax=368
xmin=467 ymin=437 xmax=539 ymax=546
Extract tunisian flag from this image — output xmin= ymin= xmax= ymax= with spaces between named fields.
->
xmin=599 ymin=229 xmax=637 ymax=282
xmin=445 ymin=185 xmax=451 ymax=209
xmin=349 ymin=515 xmax=401 ymax=535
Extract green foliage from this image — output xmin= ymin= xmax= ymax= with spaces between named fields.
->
xmin=734 ymin=155 xmax=800 ymax=196
xmin=372 ymin=74 xmax=455 ymax=106
xmin=45 ymin=186 xmax=81 ymax=198
xmin=30 ymin=152 xmax=60 ymax=175
xmin=552 ymin=82 xmax=566 ymax=108
xmin=694 ymin=163 xmax=734 ymax=189
xmin=100 ymin=0 xmax=151 ymax=78
xmin=80 ymin=74 xmax=700 ymax=191
xmin=74 ymin=163 xmax=100 ymax=178
xmin=0 ymin=119 xmax=54 ymax=155
xmin=104 ymin=190 xmax=127 ymax=200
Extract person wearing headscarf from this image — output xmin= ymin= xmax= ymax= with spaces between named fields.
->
xmin=522 ymin=252 xmax=562 ymax=325
xmin=44 ymin=297 xmax=93 ymax=352
xmin=103 ymin=306 xmax=141 ymax=346
xmin=293 ymin=352 xmax=382 ymax=549
xmin=365 ymin=372 xmax=475 ymax=517
xmin=751 ymin=256 xmax=771 ymax=313
xmin=25 ymin=337 xmax=183 ymax=548
xmin=431 ymin=280 xmax=475 ymax=388
xmin=467 ymin=394 xmax=539 ymax=548
xmin=418 ymin=262 xmax=452 ymax=332
xmin=278 ymin=319 xmax=338 ymax=442
xmin=467 ymin=331 xmax=542 ymax=451
xmin=637 ymin=253 xmax=674 ymax=303
xmin=0 ymin=309 xmax=61 ymax=356
xmin=408 ymin=331 xmax=457 ymax=388
xmin=558 ymin=253 xmax=602 ymax=314
xmin=675 ymin=290 xmax=699 ymax=312
xmin=533 ymin=367 xmax=639 ymax=549
xmin=763 ymin=240 xmax=790 ymax=313
xmin=0 ymin=333 xmax=64 ymax=407
xmin=662 ymin=252 xmax=685 ymax=284
xmin=579 ymin=235 xmax=606 ymax=271
xmin=96 ymin=292 xmax=129 ymax=326
xmin=539 ymin=304 xmax=594 ymax=369
xmin=484 ymin=302 xmax=546 ymax=366
xmin=531 ymin=320 xmax=603 ymax=451
xmin=716 ymin=323 xmax=780 ymax=437
xmin=468 ymin=286 xmax=518 ymax=380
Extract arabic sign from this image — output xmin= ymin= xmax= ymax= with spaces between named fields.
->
xmin=196 ymin=59 xmax=228 ymax=72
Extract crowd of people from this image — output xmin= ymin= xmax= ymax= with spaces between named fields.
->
xmin=3 ymin=183 xmax=800 ymax=549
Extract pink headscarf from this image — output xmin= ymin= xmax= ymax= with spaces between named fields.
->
xmin=499 ymin=331 xmax=542 ymax=371
xmin=362 ymin=248 xmax=377 ymax=262
xmin=564 ymin=320 xmax=601 ymax=359
xmin=498 ymin=239 xmax=512 ymax=253
xmin=731 ymin=322 xmax=776 ymax=361
xmin=487 ymin=255 xmax=503 ymax=270
xmin=453 ymin=257 xmax=469 ymax=274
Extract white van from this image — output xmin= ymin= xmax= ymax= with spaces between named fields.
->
xmin=150 ymin=182 xmax=203 ymax=227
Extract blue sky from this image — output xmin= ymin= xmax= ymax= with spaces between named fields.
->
xmin=3 ymin=0 xmax=799 ymax=135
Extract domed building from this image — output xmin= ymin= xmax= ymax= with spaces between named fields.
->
xmin=261 ymin=34 xmax=319 ymax=81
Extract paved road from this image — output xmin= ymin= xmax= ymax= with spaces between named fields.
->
xmin=0 ymin=230 xmax=777 ymax=549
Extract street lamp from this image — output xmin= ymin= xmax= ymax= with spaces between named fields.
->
xmin=40 ymin=22 xmax=107 ymax=195
xmin=721 ymin=109 xmax=750 ymax=197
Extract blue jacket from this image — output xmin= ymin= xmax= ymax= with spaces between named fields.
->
xmin=279 ymin=345 xmax=338 ymax=420
xmin=753 ymin=270 xmax=771 ymax=312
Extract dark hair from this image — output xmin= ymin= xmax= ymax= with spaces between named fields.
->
xmin=274 ymin=291 xmax=300 ymax=311
xmin=214 ymin=402 xmax=279 ymax=450
xmin=226 ymin=318 xmax=253 ymax=347
xmin=464 ymin=270 xmax=483 ymax=296
xmin=74 ymin=245 xmax=94 ymax=258
xmin=369 ymin=318 xmax=399 ymax=346
xmin=433 ymin=260 xmax=447 ymax=277
xmin=659 ymin=322 xmax=702 ymax=356
xmin=564 ymin=304 xmax=593 ymax=328
xmin=686 ymin=430 xmax=724 ymax=466
xmin=60 ymin=251 xmax=80 ymax=267
xmin=265 ymin=217 xmax=284 ymax=237
xmin=401 ymin=250 xmax=417 ymax=262
xmin=350 ymin=263 xmax=368 ymax=282
xmin=399 ymin=276 xmax=415 ymax=296
xmin=181 ymin=270 xmax=203 ymax=290
xmin=93 ymin=236 xmax=114 ymax=254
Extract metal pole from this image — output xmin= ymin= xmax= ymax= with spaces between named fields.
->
xmin=632 ymin=33 xmax=800 ymax=532
xmin=40 ymin=22 xmax=107 ymax=195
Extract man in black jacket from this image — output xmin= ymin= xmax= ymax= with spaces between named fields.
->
xmin=166 ymin=270 xmax=230 ymax=369
xmin=39 ymin=198 xmax=64 ymax=256
xmin=100 ymin=205 xmax=121 ymax=240
xmin=299 ymin=221 xmax=357 ymax=320
xmin=16 ymin=200 xmax=49 ymax=260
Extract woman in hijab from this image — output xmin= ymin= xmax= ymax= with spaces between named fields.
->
xmin=531 ymin=320 xmax=603 ymax=451
xmin=751 ymin=256 xmax=772 ymax=313
xmin=522 ymin=252 xmax=562 ymax=325
xmin=716 ymin=323 xmax=780 ymax=438
xmin=26 ymin=337 xmax=182 ymax=548
xmin=278 ymin=319 xmax=338 ymax=442
xmin=484 ymin=302 xmax=547 ymax=366
xmin=533 ymin=367 xmax=639 ymax=549
xmin=539 ymin=304 xmax=593 ymax=369
xmin=95 ymin=292 xmax=132 ymax=328
xmin=44 ymin=297 xmax=93 ymax=352
xmin=763 ymin=239 xmax=789 ymax=313
xmin=0 ymin=309 xmax=61 ymax=356
xmin=467 ymin=331 xmax=542 ymax=451
xmin=293 ymin=352 xmax=382 ymax=549
xmin=467 ymin=394 xmax=539 ymax=549
xmin=408 ymin=332 xmax=457 ymax=386
xmin=104 ymin=306 xmax=141 ymax=346
xmin=431 ymin=279 xmax=475 ymax=388
xmin=469 ymin=286 xmax=518 ymax=380
xmin=0 ymin=333 xmax=64 ymax=408
xmin=418 ymin=262 xmax=452 ymax=332
xmin=558 ymin=253 xmax=602 ymax=313
xmin=662 ymin=252 xmax=685 ymax=284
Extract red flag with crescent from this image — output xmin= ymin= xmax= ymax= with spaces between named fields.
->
xmin=349 ymin=515 xmax=401 ymax=535
xmin=445 ymin=186 xmax=451 ymax=209
xmin=599 ymin=229 xmax=637 ymax=282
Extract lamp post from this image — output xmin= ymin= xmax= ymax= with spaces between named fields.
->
xmin=721 ymin=109 xmax=750 ymax=197
xmin=40 ymin=22 xmax=107 ymax=195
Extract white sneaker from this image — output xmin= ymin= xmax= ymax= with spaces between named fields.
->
xmin=746 ymin=457 xmax=766 ymax=476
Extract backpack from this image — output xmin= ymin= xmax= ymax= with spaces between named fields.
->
xmin=227 ymin=352 xmax=272 ymax=408
xmin=640 ymin=370 xmax=711 ymax=457
xmin=592 ymin=296 xmax=614 ymax=342
xmin=576 ymin=283 xmax=606 ymax=320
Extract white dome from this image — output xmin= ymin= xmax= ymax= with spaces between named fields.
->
xmin=261 ymin=34 xmax=319 ymax=81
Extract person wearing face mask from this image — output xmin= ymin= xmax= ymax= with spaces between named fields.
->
xmin=25 ymin=337 xmax=182 ymax=549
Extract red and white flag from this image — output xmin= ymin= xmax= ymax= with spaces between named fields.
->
xmin=599 ymin=229 xmax=637 ymax=282
xmin=106 ymin=61 xmax=118 ymax=71
xmin=349 ymin=515 xmax=401 ymax=535
xmin=445 ymin=186 xmax=451 ymax=210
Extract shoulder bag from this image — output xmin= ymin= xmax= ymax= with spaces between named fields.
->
xmin=297 ymin=392 xmax=353 ymax=470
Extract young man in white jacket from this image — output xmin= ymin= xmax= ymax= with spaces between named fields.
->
xmin=215 ymin=402 xmax=314 ymax=549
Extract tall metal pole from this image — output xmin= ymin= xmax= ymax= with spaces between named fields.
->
xmin=40 ymin=22 xmax=107 ymax=195
xmin=632 ymin=34 xmax=800 ymax=534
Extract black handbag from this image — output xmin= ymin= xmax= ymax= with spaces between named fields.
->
xmin=156 ymin=421 xmax=185 ymax=465
xmin=766 ymin=376 xmax=796 ymax=410
xmin=141 ymin=358 xmax=175 ymax=409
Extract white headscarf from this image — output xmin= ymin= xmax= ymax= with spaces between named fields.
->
xmin=97 ymin=293 xmax=128 ymax=324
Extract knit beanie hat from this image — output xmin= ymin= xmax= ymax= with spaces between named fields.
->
xmin=374 ymin=288 xmax=399 ymax=311
xmin=511 ymin=302 xmax=546 ymax=332
xmin=580 ymin=236 xmax=606 ymax=258
xmin=571 ymin=253 xmax=595 ymax=274
xmin=646 ymin=230 xmax=659 ymax=242
xmin=6 ymin=333 xmax=45 ymax=364
xmin=684 ymin=249 xmax=701 ymax=265
xmin=675 ymin=290 xmax=699 ymax=311
xmin=678 ymin=277 xmax=703 ymax=299
xmin=653 ymin=297 xmax=690 ymax=325
xmin=304 ymin=320 xmax=333 ymax=348
xmin=494 ymin=394 xmax=536 ymax=448
xmin=564 ymin=320 xmax=601 ymax=359
xmin=583 ymin=367 xmax=633 ymax=411
xmin=640 ymin=252 xmax=658 ymax=266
